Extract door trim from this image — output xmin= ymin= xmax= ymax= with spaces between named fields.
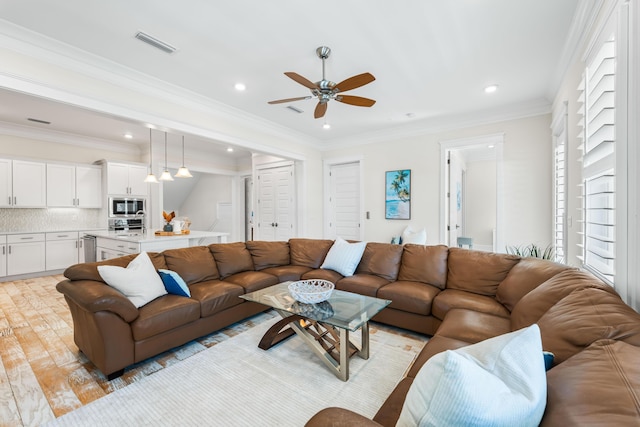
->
xmin=439 ymin=133 xmax=504 ymax=251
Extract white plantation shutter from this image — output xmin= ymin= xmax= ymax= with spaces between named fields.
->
xmin=552 ymin=110 xmax=567 ymax=263
xmin=578 ymin=39 xmax=615 ymax=283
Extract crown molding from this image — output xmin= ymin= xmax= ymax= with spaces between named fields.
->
xmin=0 ymin=120 xmax=140 ymax=155
xmin=320 ymin=98 xmax=550 ymax=151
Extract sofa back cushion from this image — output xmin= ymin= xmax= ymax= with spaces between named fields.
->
xmin=245 ymin=241 xmax=290 ymax=270
xmin=496 ymin=258 xmax=572 ymax=312
xmin=64 ymin=252 xmax=167 ymax=283
xmin=209 ymin=242 xmax=254 ymax=279
xmin=510 ymin=269 xmax=614 ymax=330
xmin=446 ymin=248 xmax=520 ymax=297
xmin=355 ymin=242 xmax=404 ymax=281
xmin=163 ymin=246 xmax=219 ymax=285
xmin=541 ymin=339 xmax=640 ymax=426
xmin=536 ymin=287 xmax=640 ymax=364
xmin=289 ymin=238 xmax=333 ymax=268
xmin=397 ymin=244 xmax=448 ymax=289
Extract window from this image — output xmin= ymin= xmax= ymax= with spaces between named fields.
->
xmin=552 ymin=103 xmax=567 ymax=263
xmin=577 ymin=38 xmax=615 ymax=283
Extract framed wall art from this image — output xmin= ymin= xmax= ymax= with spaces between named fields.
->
xmin=385 ymin=169 xmax=411 ymax=220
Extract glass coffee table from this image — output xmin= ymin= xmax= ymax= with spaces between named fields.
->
xmin=240 ymin=282 xmax=391 ymax=381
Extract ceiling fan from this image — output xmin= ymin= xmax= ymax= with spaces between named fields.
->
xmin=268 ymin=46 xmax=376 ymax=119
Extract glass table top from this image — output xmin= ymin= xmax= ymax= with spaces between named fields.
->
xmin=240 ymin=282 xmax=391 ymax=332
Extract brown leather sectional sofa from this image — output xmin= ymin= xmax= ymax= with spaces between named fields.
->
xmin=57 ymin=239 xmax=640 ymax=425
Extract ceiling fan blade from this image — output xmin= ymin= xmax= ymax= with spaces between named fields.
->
xmin=334 ymin=72 xmax=375 ymax=93
xmin=335 ymin=95 xmax=376 ymax=107
xmin=314 ymin=102 xmax=328 ymax=119
xmin=284 ymin=72 xmax=318 ymax=90
xmin=267 ymin=96 xmax=312 ymax=104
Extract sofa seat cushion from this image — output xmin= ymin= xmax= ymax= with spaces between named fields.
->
xmin=246 ymin=241 xmax=290 ymax=270
xmin=511 ymin=269 xmax=614 ymax=330
xmin=301 ymin=268 xmax=343 ymax=283
xmin=289 ymin=238 xmax=334 ymax=268
xmin=336 ymin=274 xmax=389 ymax=297
xmin=131 ymin=295 xmax=201 ymax=341
xmin=261 ymin=265 xmax=311 ymax=282
xmin=189 ymin=280 xmax=245 ymax=317
xmin=446 ymin=248 xmax=520 ymax=297
xmin=536 ymin=287 xmax=640 ymax=364
xmin=355 ymin=242 xmax=404 ymax=281
xmin=397 ymin=244 xmax=448 ymax=290
xmin=377 ymin=280 xmax=440 ymax=316
xmin=406 ymin=335 xmax=471 ymax=378
xmin=222 ymin=271 xmax=279 ymax=293
xmin=435 ymin=308 xmax=511 ymax=344
xmin=209 ymin=242 xmax=255 ymax=279
xmin=432 ymin=289 xmax=510 ymax=320
xmin=163 ymin=246 xmax=219 ymax=284
xmin=541 ymin=339 xmax=640 ymax=426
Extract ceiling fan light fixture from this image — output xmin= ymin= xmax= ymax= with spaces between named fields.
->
xmin=174 ymin=135 xmax=193 ymax=178
xmin=159 ymin=132 xmax=174 ymax=181
xmin=144 ymin=128 xmax=159 ymax=184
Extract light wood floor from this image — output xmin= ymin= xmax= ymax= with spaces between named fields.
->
xmin=0 ymin=274 xmax=277 ymax=427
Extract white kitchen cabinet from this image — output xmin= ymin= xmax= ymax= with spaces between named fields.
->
xmin=0 ymin=159 xmax=47 ymax=208
xmin=47 ymin=163 xmax=102 ymax=208
xmin=46 ymin=232 xmax=79 ymax=270
xmin=106 ymin=162 xmax=148 ymax=197
xmin=7 ymin=233 xmax=46 ymax=275
xmin=0 ymin=159 xmax=11 ymax=208
xmin=0 ymin=235 xmax=6 ymax=277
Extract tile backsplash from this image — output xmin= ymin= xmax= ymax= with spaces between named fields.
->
xmin=0 ymin=208 xmax=104 ymax=232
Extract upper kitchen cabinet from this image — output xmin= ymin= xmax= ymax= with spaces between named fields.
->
xmin=105 ymin=162 xmax=148 ymax=197
xmin=47 ymin=163 xmax=102 ymax=208
xmin=0 ymin=159 xmax=46 ymax=208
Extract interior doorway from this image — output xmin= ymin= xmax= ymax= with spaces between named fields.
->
xmin=440 ymin=134 xmax=504 ymax=252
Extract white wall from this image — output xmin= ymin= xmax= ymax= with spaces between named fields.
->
xmin=323 ymin=114 xmax=553 ymax=246
xmin=465 ymin=159 xmax=496 ymax=248
xmin=176 ymin=174 xmax=232 ymax=233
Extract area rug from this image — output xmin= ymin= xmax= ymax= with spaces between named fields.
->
xmin=46 ymin=317 xmax=426 ymax=427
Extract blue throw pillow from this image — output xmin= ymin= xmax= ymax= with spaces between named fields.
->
xmin=543 ymin=351 xmax=555 ymax=371
xmin=158 ymin=269 xmax=191 ymax=297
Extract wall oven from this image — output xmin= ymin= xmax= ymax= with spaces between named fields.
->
xmin=108 ymin=197 xmax=145 ymax=218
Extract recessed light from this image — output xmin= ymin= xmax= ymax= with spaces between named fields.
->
xmin=484 ymin=85 xmax=498 ymax=94
xmin=124 ymin=133 xmax=133 ymax=139
xmin=226 ymin=147 xmax=234 ymax=152
xmin=234 ymin=83 xmax=246 ymax=91
xmin=323 ymin=123 xmax=331 ymax=130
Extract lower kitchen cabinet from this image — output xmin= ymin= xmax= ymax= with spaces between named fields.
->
xmin=97 ymin=237 xmax=139 ymax=261
xmin=0 ymin=235 xmax=6 ymax=277
xmin=46 ymin=232 xmax=79 ymax=270
xmin=7 ymin=233 xmax=46 ymax=276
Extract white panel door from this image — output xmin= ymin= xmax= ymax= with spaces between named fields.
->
xmin=328 ymin=162 xmax=361 ymax=240
xmin=256 ymin=164 xmax=295 ymax=241
xmin=447 ymin=152 xmax=464 ymax=246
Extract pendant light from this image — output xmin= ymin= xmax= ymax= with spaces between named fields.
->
xmin=174 ymin=135 xmax=193 ymax=178
xmin=159 ymin=132 xmax=174 ymax=181
xmin=144 ymin=128 xmax=159 ymax=183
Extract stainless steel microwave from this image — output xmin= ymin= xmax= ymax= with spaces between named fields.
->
xmin=108 ymin=197 xmax=145 ymax=217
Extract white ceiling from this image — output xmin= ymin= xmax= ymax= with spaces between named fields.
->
xmin=0 ymin=0 xmax=580 ymax=155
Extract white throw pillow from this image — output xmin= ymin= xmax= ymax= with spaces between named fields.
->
xmin=401 ymin=226 xmax=426 ymax=245
xmin=320 ymin=237 xmax=366 ymax=277
xmin=396 ymin=324 xmax=547 ymax=427
xmin=97 ymin=251 xmax=167 ymax=308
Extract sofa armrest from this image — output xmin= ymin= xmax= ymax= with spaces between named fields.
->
xmin=305 ymin=407 xmax=382 ymax=427
xmin=56 ymin=279 xmax=139 ymax=323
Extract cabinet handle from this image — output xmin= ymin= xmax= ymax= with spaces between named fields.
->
xmin=57 ymin=235 xmax=69 ymax=238
xmin=13 ymin=196 xmax=16 ymax=205
xmin=8 ymin=246 xmax=11 ymax=255
xmin=79 ymin=240 xmax=83 ymax=248
xmin=75 ymin=241 xmax=78 ymax=249
xmin=7 ymin=196 xmax=10 ymax=205
xmin=117 ymin=245 xmax=125 ymax=249
xmin=2 ymin=246 xmax=4 ymax=255
xmin=20 ymin=237 xmax=34 ymax=240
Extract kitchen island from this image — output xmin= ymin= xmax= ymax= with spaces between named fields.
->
xmin=86 ymin=230 xmax=229 ymax=261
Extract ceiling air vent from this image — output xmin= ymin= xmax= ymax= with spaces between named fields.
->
xmin=135 ymin=31 xmax=177 ymax=54
xmin=27 ymin=118 xmax=51 ymax=125
xmin=286 ymin=105 xmax=304 ymax=114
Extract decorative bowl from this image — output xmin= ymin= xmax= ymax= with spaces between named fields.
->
xmin=288 ymin=280 xmax=335 ymax=304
